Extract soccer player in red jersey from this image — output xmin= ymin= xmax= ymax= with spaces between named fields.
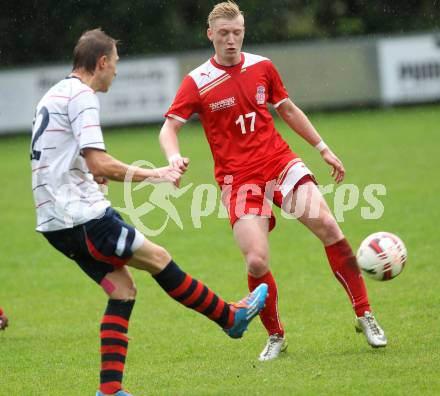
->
xmin=0 ymin=307 xmax=8 ymax=330
xmin=160 ymin=1 xmax=387 ymax=361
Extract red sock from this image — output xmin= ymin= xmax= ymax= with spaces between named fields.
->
xmin=248 ymin=271 xmax=284 ymax=336
xmin=325 ymin=238 xmax=371 ymax=317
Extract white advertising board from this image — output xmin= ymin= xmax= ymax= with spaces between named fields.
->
xmin=0 ymin=57 xmax=179 ymax=134
xmin=378 ymin=34 xmax=440 ymax=104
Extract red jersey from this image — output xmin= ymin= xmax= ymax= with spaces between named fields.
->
xmin=165 ymin=52 xmax=292 ymax=184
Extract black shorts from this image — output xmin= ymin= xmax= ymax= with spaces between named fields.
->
xmin=43 ymin=207 xmax=141 ymax=284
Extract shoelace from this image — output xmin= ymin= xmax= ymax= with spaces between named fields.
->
xmin=230 ymin=292 xmax=253 ymax=309
xmin=365 ymin=315 xmax=381 ymax=336
xmin=230 ymin=301 xmax=249 ymax=309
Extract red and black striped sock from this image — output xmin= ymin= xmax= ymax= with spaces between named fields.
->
xmin=153 ymin=260 xmax=235 ymax=329
xmin=100 ymin=299 xmax=135 ymax=395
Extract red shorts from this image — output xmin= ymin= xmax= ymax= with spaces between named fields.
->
xmin=220 ymin=152 xmax=316 ymax=232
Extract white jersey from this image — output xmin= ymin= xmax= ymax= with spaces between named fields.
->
xmin=31 ymin=76 xmax=110 ymax=232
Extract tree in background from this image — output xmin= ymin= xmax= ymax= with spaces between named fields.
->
xmin=2 ymin=0 xmax=439 ymax=67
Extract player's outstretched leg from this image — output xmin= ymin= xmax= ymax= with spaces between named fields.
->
xmin=288 ymin=181 xmax=387 ymax=348
xmin=152 ymin=260 xmax=268 ymax=338
xmin=325 ymin=239 xmax=387 ymax=348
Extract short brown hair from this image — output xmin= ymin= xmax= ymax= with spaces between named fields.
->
xmin=207 ymin=1 xmax=243 ymax=27
xmin=72 ymin=28 xmax=118 ymax=73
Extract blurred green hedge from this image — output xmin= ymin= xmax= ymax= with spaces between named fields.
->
xmin=2 ymin=0 xmax=439 ymax=67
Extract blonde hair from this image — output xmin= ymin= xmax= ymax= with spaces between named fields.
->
xmin=207 ymin=1 xmax=243 ymax=27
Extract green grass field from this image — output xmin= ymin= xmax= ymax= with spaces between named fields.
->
xmin=0 ymin=105 xmax=439 ymax=395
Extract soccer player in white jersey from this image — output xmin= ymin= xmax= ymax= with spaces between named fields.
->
xmin=159 ymin=1 xmax=387 ymax=361
xmin=31 ymin=28 xmax=268 ymax=396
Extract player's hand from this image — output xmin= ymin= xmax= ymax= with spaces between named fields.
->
xmin=168 ymin=154 xmax=190 ymax=173
xmin=0 ymin=313 xmax=8 ymax=330
xmin=93 ymin=175 xmax=108 ymax=185
xmin=93 ymin=175 xmax=109 ymax=194
xmin=321 ymin=148 xmax=345 ymax=183
xmin=154 ymin=166 xmax=183 ymax=186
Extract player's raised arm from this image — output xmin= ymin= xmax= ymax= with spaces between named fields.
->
xmin=159 ymin=117 xmax=189 ymax=172
xmin=276 ymin=99 xmax=345 ymax=183
xmin=82 ymin=148 xmax=182 ymax=185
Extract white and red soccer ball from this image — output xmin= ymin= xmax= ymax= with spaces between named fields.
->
xmin=356 ymin=232 xmax=407 ymax=281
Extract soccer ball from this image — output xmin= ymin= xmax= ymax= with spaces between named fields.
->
xmin=356 ymin=232 xmax=407 ymax=281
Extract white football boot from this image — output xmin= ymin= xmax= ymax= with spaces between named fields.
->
xmin=258 ymin=334 xmax=288 ymax=361
xmin=355 ymin=311 xmax=387 ymax=348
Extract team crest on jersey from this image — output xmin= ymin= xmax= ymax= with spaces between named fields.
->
xmin=256 ymin=85 xmax=266 ymax=105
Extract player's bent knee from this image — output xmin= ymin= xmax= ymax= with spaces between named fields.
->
xmin=108 ymin=283 xmax=137 ymax=300
xmin=131 ymin=240 xmax=171 ymax=271
xmin=101 ymin=273 xmax=137 ymax=299
xmin=245 ymin=252 xmax=269 ymax=277
xmin=129 ymin=283 xmax=137 ymax=297
xmin=149 ymin=245 xmax=172 ymax=267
